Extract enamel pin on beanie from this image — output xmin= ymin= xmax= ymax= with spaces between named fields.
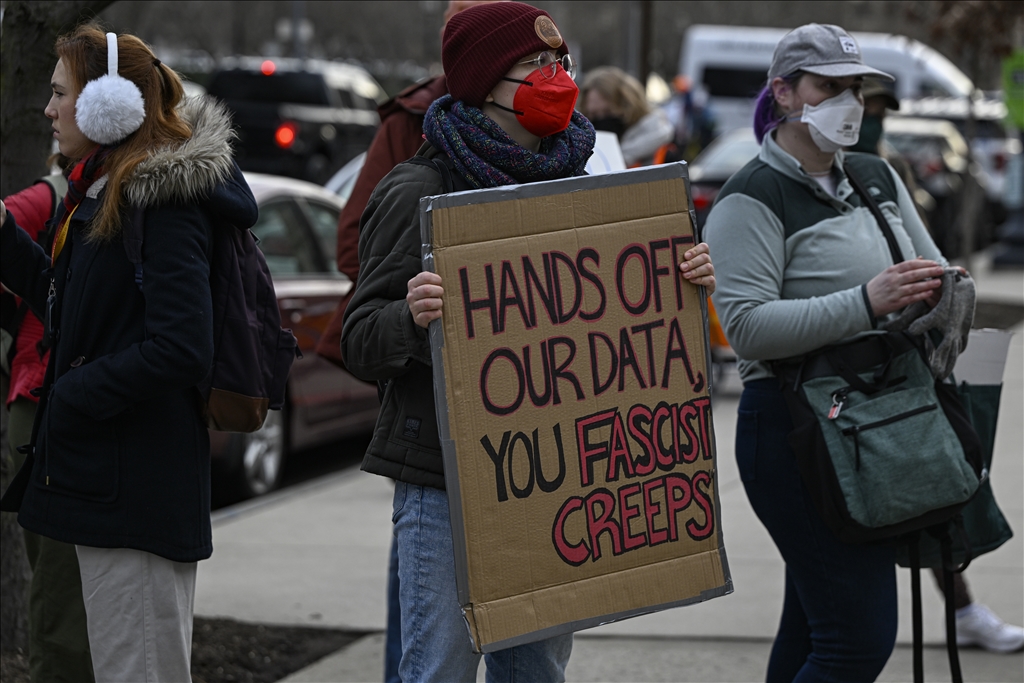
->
xmin=75 ymin=32 xmax=146 ymax=145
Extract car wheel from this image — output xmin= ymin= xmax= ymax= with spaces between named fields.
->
xmin=222 ymin=408 xmax=288 ymax=501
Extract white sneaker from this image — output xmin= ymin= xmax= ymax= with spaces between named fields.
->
xmin=956 ymin=603 xmax=1024 ymax=653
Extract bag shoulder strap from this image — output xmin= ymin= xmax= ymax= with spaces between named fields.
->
xmin=30 ymin=173 xmax=69 ymax=252
xmin=911 ymin=525 xmax=967 ymax=683
xmin=909 ymin=535 xmax=924 ymax=683
xmin=404 ymin=145 xmax=472 ymax=194
xmin=843 ymin=160 xmax=904 ymax=266
xmin=941 ymin=533 xmax=964 ymax=683
xmin=39 ymin=173 xmax=68 ymax=213
xmin=405 ymin=154 xmax=453 ymax=193
xmin=121 ymin=205 xmax=147 ymax=291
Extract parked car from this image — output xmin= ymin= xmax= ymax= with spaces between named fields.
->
xmin=686 ymin=127 xmax=761 ymax=229
xmin=208 ymin=57 xmax=385 ymax=184
xmin=895 ymin=96 xmax=1022 ymax=233
xmin=882 ymin=116 xmax=988 ymax=258
xmin=210 ymin=173 xmax=380 ymax=501
xmin=679 ymin=25 xmax=976 ymax=134
xmin=323 ymin=150 xmax=367 ymax=203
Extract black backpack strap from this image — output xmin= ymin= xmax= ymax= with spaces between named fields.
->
xmin=122 ymin=205 xmax=147 ymax=291
xmin=823 ymin=334 xmax=896 ymax=394
xmin=909 ymin=534 xmax=924 ymax=683
xmin=952 ymin=514 xmax=972 ymax=572
xmin=39 ymin=173 xmax=68 ymax=214
xmin=404 ymin=146 xmax=473 ymax=194
xmin=405 ymin=155 xmax=456 ymax=194
xmin=940 ymin=532 xmax=964 ymax=683
xmin=844 ymin=160 xmax=904 ymax=266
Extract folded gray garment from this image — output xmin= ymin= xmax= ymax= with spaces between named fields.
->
xmin=881 ymin=268 xmax=976 ymax=380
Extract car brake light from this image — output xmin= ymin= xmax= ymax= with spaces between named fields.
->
xmin=275 ymin=121 xmax=299 ymax=149
xmin=918 ymin=158 xmax=943 ymax=178
xmin=993 ymin=152 xmax=1007 ymax=172
xmin=261 ymin=60 xmax=276 ymax=76
xmin=691 ymin=186 xmax=719 ymax=211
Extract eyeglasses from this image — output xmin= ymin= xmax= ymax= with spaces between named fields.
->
xmin=517 ymin=52 xmax=576 ymax=80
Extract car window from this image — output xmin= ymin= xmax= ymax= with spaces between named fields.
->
xmin=701 ymin=67 xmax=768 ymax=98
xmin=300 ymin=199 xmax=342 ymax=274
xmin=350 ymin=92 xmax=376 ymax=111
xmin=692 ymin=136 xmax=761 ymax=177
xmin=333 ymin=88 xmax=355 ymax=108
xmin=209 ymin=71 xmax=330 ymax=106
xmin=251 ymin=200 xmax=324 ymax=275
xmin=919 ymin=80 xmax=953 ymax=98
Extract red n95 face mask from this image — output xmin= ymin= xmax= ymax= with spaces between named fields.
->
xmin=494 ymin=64 xmax=579 ymax=138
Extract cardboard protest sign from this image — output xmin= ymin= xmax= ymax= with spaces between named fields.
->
xmin=420 ymin=163 xmax=732 ymax=653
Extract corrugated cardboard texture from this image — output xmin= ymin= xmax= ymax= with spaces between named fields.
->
xmin=424 ymin=164 xmax=731 ymax=653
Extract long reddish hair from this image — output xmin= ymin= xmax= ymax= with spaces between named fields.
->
xmin=56 ymin=23 xmax=191 ymax=240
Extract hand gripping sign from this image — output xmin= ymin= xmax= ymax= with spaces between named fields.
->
xmin=420 ymin=162 xmax=732 ymax=653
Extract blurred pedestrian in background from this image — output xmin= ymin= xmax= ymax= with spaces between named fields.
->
xmin=849 ymin=77 xmax=933 ymax=228
xmin=663 ymin=75 xmax=717 ymax=162
xmin=1 ymin=162 xmax=96 ymax=682
xmin=577 ymin=68 xmax=729 ymax=382
xmin=705 ymin=23 xmax=954 ymax=681
xmin=0 ymin=23 xmax=257 ymax=681
xmin=341 ymin=3 xmax=713 ymax=680
xmin=578 ymin=65 xmax=675 ymax=166
xmin=850 ymin=77 xmax=1024 ymax=656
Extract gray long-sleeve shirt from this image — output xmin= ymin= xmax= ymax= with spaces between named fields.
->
xmin=704 ymin=133 xmax=946 ymax=383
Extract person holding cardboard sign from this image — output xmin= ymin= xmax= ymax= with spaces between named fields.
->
xmin=342 ymin=3 xmax=714 ymax=680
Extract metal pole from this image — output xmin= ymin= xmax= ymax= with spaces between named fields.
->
xmin=292 ymin=0 xmax=305 ymax=60
xmin=639 ymin=0 xmax=653 ymax=86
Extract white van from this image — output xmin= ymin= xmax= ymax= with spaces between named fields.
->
xmin=678 ymin=25 xmax=975 ymax=134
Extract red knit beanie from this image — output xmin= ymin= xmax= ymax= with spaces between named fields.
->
xmin=442 ymin=1 xmax=568 ymax=108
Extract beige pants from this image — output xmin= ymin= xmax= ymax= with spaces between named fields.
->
xmin=76 ymin=545 xmax=197 ymax=683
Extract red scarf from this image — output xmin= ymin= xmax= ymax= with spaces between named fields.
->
xmin=62 ymin=145 xmax=112 ymax=215
xmin=52 ymin=145 xmax=114 ymax=263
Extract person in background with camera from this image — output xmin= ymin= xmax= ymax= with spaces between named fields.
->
xmin=849 ymin=78 xmax=1024 ymax=656
xmin=704 ymin=24 xmax=953 ymax=681
xmin=0 ymin=23 xmax=257 ymax=681
xmin=341 ymin=3 xmax=714 ymax=680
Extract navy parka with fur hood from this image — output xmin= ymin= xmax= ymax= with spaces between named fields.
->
xmin=0 ymin=98 xmax=257 ymax=563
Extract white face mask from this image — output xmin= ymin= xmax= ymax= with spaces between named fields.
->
xmin=787 ymin=88 xmax=864 ymax=153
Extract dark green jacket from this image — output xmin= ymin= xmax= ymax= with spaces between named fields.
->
xmin=341 ymin=147 xmax=453 ymax=489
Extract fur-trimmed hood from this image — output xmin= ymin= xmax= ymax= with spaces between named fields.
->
xmin=123 ymin=97 xmax=236 ymax=208
xmin=121 ymin=96 xmax=257 ymax=230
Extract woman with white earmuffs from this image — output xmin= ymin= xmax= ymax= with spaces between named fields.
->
xmin=0 ymin=23 xmax=257 ymax=680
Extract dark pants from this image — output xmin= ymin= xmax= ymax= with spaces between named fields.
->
xmin=385 ymin=531 xmax=402 ymax=683
xmin=8 ymin=396 xmax=95 ymax=683
xmin=737 ymin=380 xmax=897 ymax=683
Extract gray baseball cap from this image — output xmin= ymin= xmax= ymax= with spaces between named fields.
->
xmin=768 ymin=23 xmax=894 ymax=82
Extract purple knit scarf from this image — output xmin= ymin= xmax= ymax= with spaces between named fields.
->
xmin=423 ymin=94 xmax=595 ymax=189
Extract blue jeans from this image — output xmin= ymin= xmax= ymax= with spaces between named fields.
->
xmin=737 ymin=380 xmax=897 ymax=683
xmin=392 ymin=481 xmax=573 ymax=683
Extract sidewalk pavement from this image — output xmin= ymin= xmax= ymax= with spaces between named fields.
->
xmin=196 ymin=253 xmax=1023 ymax=683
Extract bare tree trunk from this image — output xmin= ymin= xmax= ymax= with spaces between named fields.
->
xmin=0 ymin=1 xmax=115 ymax=199
xmin=0 ymin=379 xmax=32 ymax=653
xmin=0 ymin=0 xmax=114 ymax=653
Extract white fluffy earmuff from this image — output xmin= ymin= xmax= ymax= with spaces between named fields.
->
xmin=75 ymin=32 xmax=146 ymax=145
